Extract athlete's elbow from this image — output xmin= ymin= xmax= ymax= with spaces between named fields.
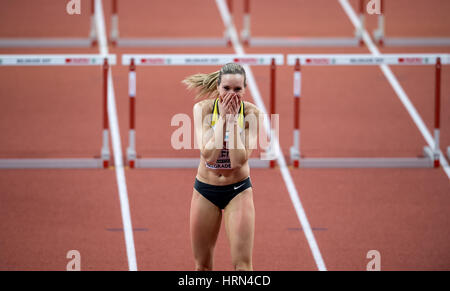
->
xmin=230 ymin=153 xmax=248 ymax=169
xmin=230 ymin=162 xmax=241 ymax=169
xmin=201 ymin=150 xmax=216 ymax=165
xmin=204 ymin=156 xmax=217 ymax=165
xmin=202 ymin=154 xmax=213 ymax=164
xmin=230 ymin=158 xmax=246 ymax=169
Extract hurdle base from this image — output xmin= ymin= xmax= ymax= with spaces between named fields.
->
xmin=0 ymin=158 xmax=106 ymax=169
xmin=423 ymin=145 xmax=441 ymax=168
xmin=297 ymin=156 xmax=433 ymax=168
xmin=248 ymin=37 xmax=360 ymax=47
xmin=380 ymin=37 xmax=450 ymax=47
xmin=133 ymin=158 xmax=270 ymax=168
xmin=126 ymin=147 xmax=137 ymax=168
xmin=116 ymin=37 xmax=228 ymax=47
xmin=290 ymin=146 xmax=301 ymax=168
xmin=0 ymin=38 xmax=94 ymax=48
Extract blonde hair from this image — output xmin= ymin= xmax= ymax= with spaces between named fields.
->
xmin=182 ymin=63 xmax=247 ymax=99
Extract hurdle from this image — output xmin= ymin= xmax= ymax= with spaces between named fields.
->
xmin=0 ymin=0 xmax=97 ymax=48
xmin=240 ymin=0 xmax=365 ymax=47
xmin=287 ymin=53 xmax=449 ymax=168
xmin=110 ymin=0 xmax=234 ymax=47
xmin=373 ymin=0 xmax=450 ymax=47
xmin=0 ymin=54 xmax=116 ymax=169
xmin=122 ymin=54 xmax=283 ymax=169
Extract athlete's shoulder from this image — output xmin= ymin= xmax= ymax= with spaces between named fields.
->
xmin=193 ymin=98 xmax=215 ymax=115
xmin=243 ymin=101 xmax=261 ymax=117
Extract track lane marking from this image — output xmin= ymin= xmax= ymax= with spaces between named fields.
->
xmin=94 ymin=0 xmax=138 ymax=271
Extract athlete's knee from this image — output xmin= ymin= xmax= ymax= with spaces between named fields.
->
xmin=195 ymin=261 xmax=213 ymax=271
xmin=233 ymin=260 xmax=253 ymax=271
xmin=232 ymin=254 xmax=252 ymax=271
xmin=195 ymin=265 xmax=213 ymax=271
xmin=193 ymin=251 xmax=214 ymax=271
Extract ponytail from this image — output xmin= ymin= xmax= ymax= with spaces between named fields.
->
xmin=182 ymin=70 xmax=221 ymax=100
xmin=182 ymin=63 xmax=247 ymax=100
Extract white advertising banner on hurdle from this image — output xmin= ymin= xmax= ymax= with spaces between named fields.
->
xmin=122 ymin=54 xmax=284 ymax=66
xmin=287 ymin=54 xmax=450 ymax=66
xmin=0 ymin=54 xmax=117 ymax=66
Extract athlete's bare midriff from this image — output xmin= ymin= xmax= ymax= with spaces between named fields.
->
xmin=196 ymin=157 xmax=250 ymax=186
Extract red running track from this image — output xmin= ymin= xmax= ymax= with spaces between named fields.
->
xmin=0 ymin=0 xmax=449 ymax=270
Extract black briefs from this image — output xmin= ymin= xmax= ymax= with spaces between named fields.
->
xmin=194 ymin=177 xmax=252 ymax=210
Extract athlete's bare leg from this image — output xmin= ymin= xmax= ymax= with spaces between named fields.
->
xmin=190 ymin=189 xmax=222 ymax=271
xmin=224 ymin=188 xmax=255 ymax=271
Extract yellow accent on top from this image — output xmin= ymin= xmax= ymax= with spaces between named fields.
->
xmin=211 ymin=98 xmax=244 ymax=128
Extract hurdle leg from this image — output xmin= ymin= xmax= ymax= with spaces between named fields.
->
xmin=90 ymin=0 xmax=98 ymax=47
xmin=225 ymin=0 xmax=233 ymax=46
xmin=424 ymin=57 xmax=442 ymax=168
xmin=259 ymin=58 xmax=278 ymax=167
xmin=127 ymin=59 xmax=137 ymax=168
xmin=290 ymin=59 xmax=301 ymax=168
xmin=269 ymin=58 xmax=277 ymax=168
xmin=432 ymin=57 xmax=442 ymax=167
xmin=355 ymin=0 xmax=365 ymax=46
xmin=373 ymin=0 xmax=385 ymax=46
xmin=241 ymin=0 xmax=251 ymax=46
xmin=111 ymin=0 xmax=119 ymax=46
xmin=101 ymin=58 xmax=110 ymax=168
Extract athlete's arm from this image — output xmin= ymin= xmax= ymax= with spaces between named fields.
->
xmin=228 ymin=101 xmax=260 ymax=169
xmin=193 ymin=100 xmax=225 ymax=164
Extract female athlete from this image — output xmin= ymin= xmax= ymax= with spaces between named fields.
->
xmin=183 ymin=63 xmax=261 ymax=271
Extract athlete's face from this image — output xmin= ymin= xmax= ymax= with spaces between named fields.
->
xmin=218 ymin=74 xmax=245 ymax=101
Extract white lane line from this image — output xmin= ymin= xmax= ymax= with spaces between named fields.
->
xmin=215 ymin=0 xmax=327 ymax=271
xmin=94 ymin=0 xmax=138 ymax=271
xmin=338 ymin=0 xmax=450 ymax=179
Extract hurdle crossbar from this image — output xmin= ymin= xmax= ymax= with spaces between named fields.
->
xmin=287 ymin=53 xmax=449 ymax=168
xmin=0 ymin=54 xmax=116 ymax=66
xmin=373 ymin=0 xmax=450 ymax=47
xmin=110 ymin=0 xmax=233 ymax=47
xmin=0 ymin=0 xmax=97 ymax=48
xmin=122 ymin=54 xmax=284 ymax=66
xmin=240 ymin=0 xmax=364 ymax=47
xmin=122 ymin=54 xmax=283 ymax=169
xmin=0 ymin=54 xmax=116 ymax=169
